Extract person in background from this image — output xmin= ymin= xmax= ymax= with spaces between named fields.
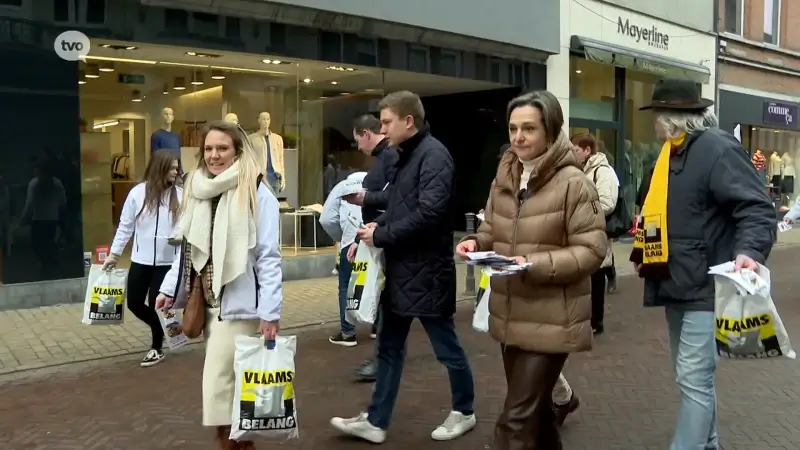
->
xmin=19 ymin=157 xmax=67 ymax=280
xmin=456 ymin=90 xmax=606 ymax=449
xmin=631 ymin=79 xmax=774 ymax=449
xmin=332 ymin=91 xmax=475 ymax=443
xmin=346 ymin=113 xmax=398 ymax=382
xmin=155 ymin=121 xmax=283 ymax=450
xmin=323 ymin=154 xmax=339 ymax=199
xmin=320 ymin=171 xmax=368 ymax=347
xmin=103 ymin=150 xmax=182 ymax=367
xmin=571 ymin=132 xmax=619 ymax=335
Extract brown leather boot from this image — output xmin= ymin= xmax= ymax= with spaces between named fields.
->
xmin=215 ymin=426 xmax=234 ymax=450
xmin=231 ymin=440 xmax=255 ymax=450
xmin=554 ymin=393 xmax=580 ymax=426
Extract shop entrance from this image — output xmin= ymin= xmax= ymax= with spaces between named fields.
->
xmin=569 ymin=120 xmax=618 ymax=168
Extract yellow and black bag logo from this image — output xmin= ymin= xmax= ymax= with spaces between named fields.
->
xmin=715 ymin=314 xmax=783 ymax=359
xmin=237 ymin=369 xmax=297 ymax=431
xmin=88 ymin=286 xmax=124 ymax=321
xmin=346 ymin=261 xmax=369 ymax=311
xmin=474 ymin=272 xmax=490 ymax=311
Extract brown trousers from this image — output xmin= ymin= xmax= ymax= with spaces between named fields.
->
xmin=493 ymin=345 xmax=568 ymax=450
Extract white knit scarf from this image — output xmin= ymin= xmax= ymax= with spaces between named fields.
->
xmin=177 ymin=160 xmax=256 ymax=297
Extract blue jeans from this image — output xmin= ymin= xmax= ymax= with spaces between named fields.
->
xmin=665 ymin=307 xmax=718 ymax=450
xmin=367 ymin=309 xmax=475 ymax=430
xmin=338 ymin=245 xmax=355 ymax=336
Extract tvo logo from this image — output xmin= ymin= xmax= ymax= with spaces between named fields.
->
xmin=54 ymin=30 xmax=91 ymax=61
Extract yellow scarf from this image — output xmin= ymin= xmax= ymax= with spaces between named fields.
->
xmin=631 ymin=133 xmax=686 ymax=273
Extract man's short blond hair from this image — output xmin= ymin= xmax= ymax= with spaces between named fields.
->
xmin=378 ymin=91 xmax=425 ymax=127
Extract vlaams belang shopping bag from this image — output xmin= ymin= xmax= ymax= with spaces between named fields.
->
xmin=345 ymin=241 xmax=385 ymax=325
xmin=710 ymin=261 xmax=795 ymax=359
xmin=231 ymin=335 xmax=299 ymax=441
xmin=82 ymin=265 xmax=127 ymax=325
xmin=472 ymin=269 xmax=491 ymax=333
xmin=157 ymin=309 xmax=189 ymax=350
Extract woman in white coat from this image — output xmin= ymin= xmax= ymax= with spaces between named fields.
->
xmin=572 ymin=132 xmax=619 ymax=335
xmin=103 ymin=150 xmax=181 ymax=367
xmin=155 ymin=120 xmax=283 ymax=450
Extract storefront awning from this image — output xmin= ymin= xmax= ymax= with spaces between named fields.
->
xmin=570 ymin=36 xmax=711 ymax=84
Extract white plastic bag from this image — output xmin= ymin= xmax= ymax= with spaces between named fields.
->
xmin=231 ymin=335 xmax=299 ymax=441
xmin=710 ymin=261 xmax=795 ymax=360
xmin=82 ymin=265 xmax=127 ymax=325
xmin=345 ymin=241 xmax=384 ymax=325
xmin=472 ymin=270 xmax=491 ymax=333
xmin=157 ymin=309 xmax=189 ymax=350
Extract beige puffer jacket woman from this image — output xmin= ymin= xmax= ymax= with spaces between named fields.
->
xmin=462 ymin=134 xmax=607 ymax=354
xmin=582 ymin=152 xmax=619 ymax=268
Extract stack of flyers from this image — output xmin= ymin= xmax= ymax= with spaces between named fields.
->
xmin=465 ymin=252 xmax=531 ymax=276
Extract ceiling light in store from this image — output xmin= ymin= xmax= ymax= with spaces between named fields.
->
xmin=319 ymin=96 xmax=328 ymax=99
xmin=186 ymin=51 xmax=220 ymax=58
xmin=339 ymin=92 xmax=350 ymax=95
xmin=575 ymin=70 xmax=582 ymax=74
xmin=364 ymin=88 xmax=381 ymax=92
xmin=78 ymin=70 xmax=86 ymax=85
xmin=99 ymin=61 xmax=115 ymax=72
xmin=131 ymin=90 xmax=143 ymax=102
xmin=303 ymin=78 xmax=312 ymax=83
xmin=191 ymin=72 xmax=205 ymax=85
xmin=326 ymin=65 xmax=355 ymax=72
xmin=85 ymin=64 xmax=100 ymax=78
xmin=330 ymin=81 xmax=338 ymax=85
xmin=162 ymin=83 xmax=169 ymax=94
xmin=84 ymin=56 xmax=157 ymax=65
xmin=774 ymin=130 xmax=780 ymax=133
xmin=173 ymin=77 xmax=187 ymax=90
xmin=210 ymin=65 xmax=286 ymax=75
xmin=211 ymin=69 xmax=226 ymax=80
xmin=93 ymin=120 xmax=119 ymax=129
xmin=99 ymin=44 xmax=138 ymax=51
xmin=261 ymin=59 xmax=286 ymax=65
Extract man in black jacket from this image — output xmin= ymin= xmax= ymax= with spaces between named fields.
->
xmin=331 ymin=91 xmax=476 ymax=444
xmin=346 ymin=114 xmax=397 ymax=381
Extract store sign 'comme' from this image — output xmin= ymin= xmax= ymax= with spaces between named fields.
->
xmin=617 ymin=17 xmax=669 ymax=51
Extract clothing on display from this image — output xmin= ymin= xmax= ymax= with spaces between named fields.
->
xmin=247 ymin=112 xmax=285 ymax=192
xmin=771 ymin=175 xmax=782 ymax=188
xmin=781 ymin=176 xmax=795 ymax=194
xmin=752 ymin=150 xmax=767 ymax=183
xmin=180 ymin=121 xmax=206 ymax=147
xmin=768 ymin=152 xmax=782 ymax=179
xmin=150 ymin=129 xmax=181 ymax=155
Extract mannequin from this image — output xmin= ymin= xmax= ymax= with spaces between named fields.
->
xmin=769 ymin=151 xmax=782 ymax=188
xmin=781 ymin=152 xmax=795 ymax=201
xmin=248 ymin=112 xmax=285 ymax=193
xmin=752 ymin=149 xmax=766 ymax=182
xmin=150 ymin=107 xmax=181 ymax=158
xmin=224 ymin=113 xmax=239 ymax=124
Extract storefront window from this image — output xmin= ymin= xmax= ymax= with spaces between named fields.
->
xmin=73 ymin=39 xmax=511 ymax=273
xmin=746 ymin=127 xmax=799 ymax=206
xmin=623 ymin=70 xmax=660 ymax=212
xmin=570 ymin=56 xmax=616 ymax=122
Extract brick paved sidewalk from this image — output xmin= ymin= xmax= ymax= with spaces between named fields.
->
xmin=2 ymin=250 xmax=800 ymax=449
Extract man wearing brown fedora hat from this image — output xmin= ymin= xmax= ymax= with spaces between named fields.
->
xmin=631 ymin=78 xmax=775 ymax=450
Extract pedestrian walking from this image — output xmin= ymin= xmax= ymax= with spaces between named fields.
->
xmin=631 ymin=78 xmax=775 ymax=450
xmin=455 ymin=90 xmax=607 ymax=450
xmin=345 ymin=114 xmax=398 ymax=381
xmin=319 ymin=171 xmax=367 ymax=347
xmin=572 ymin=131 xmax=620 ymax=335
xmin=103 ymin=150 xmax=182 ymax=367
xmin=331 ymin=91 xmax=476 ymax=444
xmin=155 ymin=121 xmax=283 ymax=450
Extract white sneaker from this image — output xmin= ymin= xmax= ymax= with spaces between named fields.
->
xmin=330 ymin=412 xmax=387 ymax=444
xmin=431 ymin=411 xmax=476 ymax=441
xmin=140 ymin=349 xmax=165 ymax=367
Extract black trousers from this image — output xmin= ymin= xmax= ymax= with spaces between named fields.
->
xmin=590 ymin=269 xmax=607 ymax=329
xmin=127 ymin=262 xmax=170 ymax=350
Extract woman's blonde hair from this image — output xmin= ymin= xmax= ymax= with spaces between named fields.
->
xmin=183 ymin=120 xmax=265 ymax=214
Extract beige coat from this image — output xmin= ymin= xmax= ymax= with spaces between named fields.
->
xmin=462 ymin=133 xmax=607 ymax=354
xmin=583 ymin=152 xmax=618 ymax=268
xmin=248 ymin=132 xmax=285 ymax=187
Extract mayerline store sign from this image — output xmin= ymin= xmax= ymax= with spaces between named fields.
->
xmin=617 ymin=17 xmax=669 ymax=50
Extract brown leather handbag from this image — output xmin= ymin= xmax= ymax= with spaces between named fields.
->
xmin=181 ymin=273 xmax=206 ymax=339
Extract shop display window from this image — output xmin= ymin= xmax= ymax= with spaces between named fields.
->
xmin=744 ymin=127 xmax=799 ymax=207
xmin=73 ymin=39 xmax=510 ymax=271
